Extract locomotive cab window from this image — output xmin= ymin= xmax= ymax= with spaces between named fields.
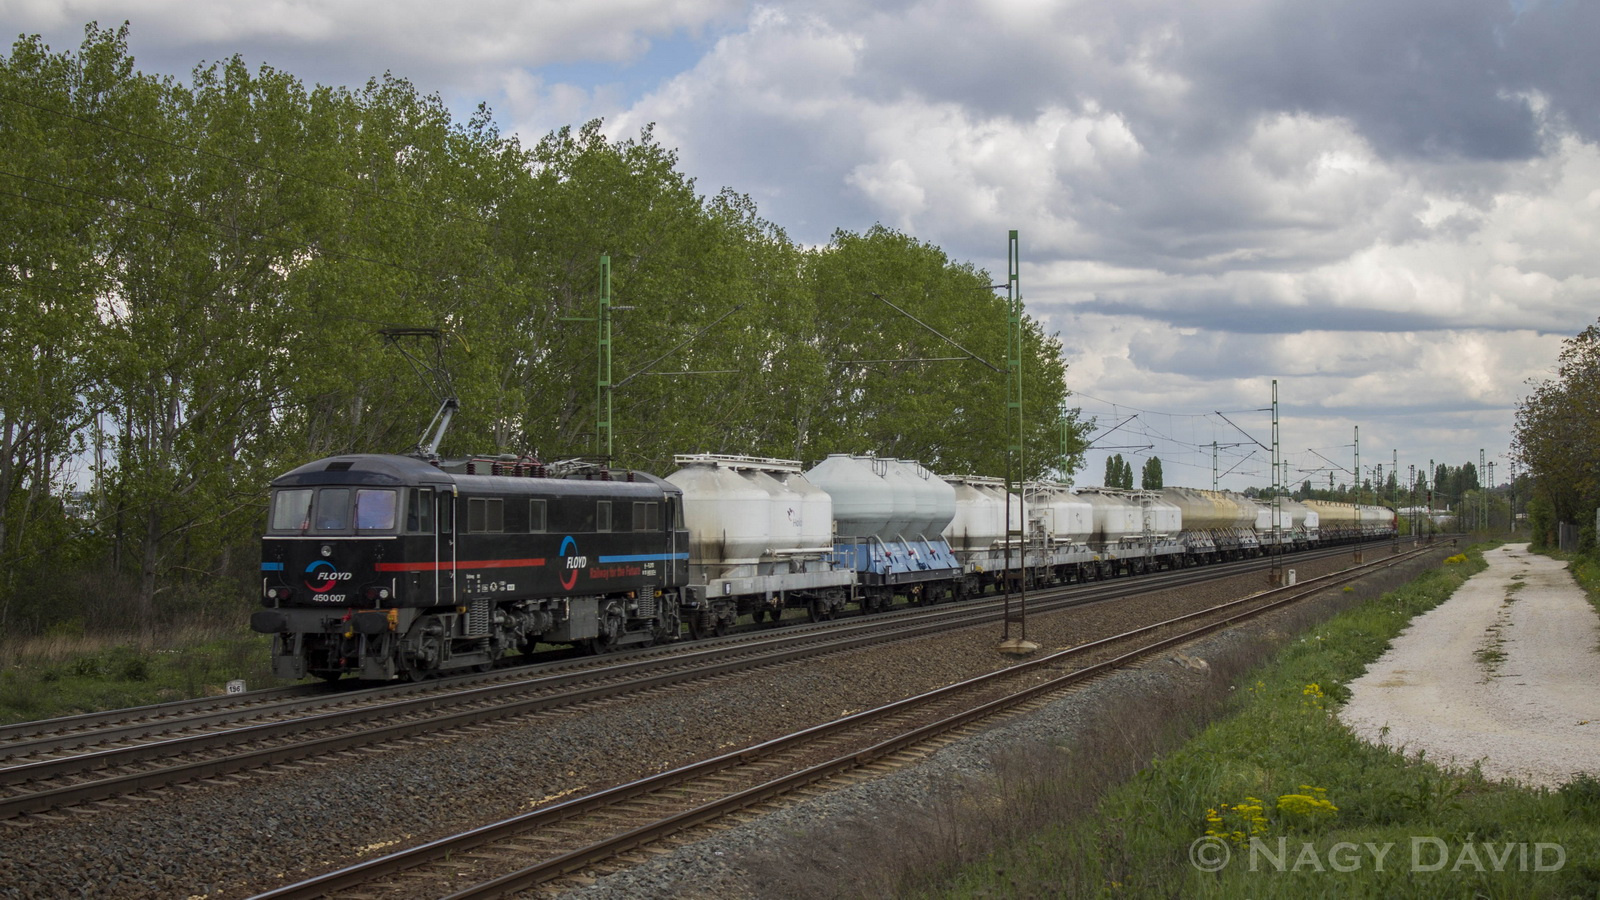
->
xmin=406 ymin=488 xmax=434 ymax=533
xmin=313 ymin=488 xmax=351 ymax=531
xmin=354 ymin=489 xmax=397 ymax=531
xmin=528 ymin=499 xmax=547 ymax=533
xmin=597 ymin=501 xmax=612 ymax=532
xmin=270 ymin=489 xmax=314 ymax=532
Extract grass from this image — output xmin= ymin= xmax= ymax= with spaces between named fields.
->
xmin=0 ymin=613 xmax=276 ymax=725
xmin=909 ymin=545 xmax=1600 ymax=898
xmin=0 ymin=597 xmax=808 ymax=726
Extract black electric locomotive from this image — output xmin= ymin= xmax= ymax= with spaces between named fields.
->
xmin=251 ymin=453 xmax=689 ymax=680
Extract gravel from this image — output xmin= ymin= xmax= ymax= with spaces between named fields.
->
xmin=557 ymin=547 xmax=1452 ymax=900
xmin=0 ymin=549 xmax=1413 ymax=899
xmin=1340 ymin=542 xmax=1600 ymax=788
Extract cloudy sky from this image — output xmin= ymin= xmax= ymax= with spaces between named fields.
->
xmin=8 ymin=0 xmax=1597 ymax=496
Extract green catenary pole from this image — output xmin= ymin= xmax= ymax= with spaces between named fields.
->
xmin=597 ymin=255 xmax=613 ymax=459
xmin=1001 ymin=229 xmax=1031 ymax=648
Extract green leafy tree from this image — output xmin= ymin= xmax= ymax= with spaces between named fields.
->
xmin=800 ymin=225 xmax=1081 ymax=478
xmin=0 ymin=23 xmax=1096 ymax=640
xmin=1514 ymin=320 xmax=1600 ymax=548
xmin=1141 ymin=456 xmax=1164 ymax=489
xmin=0 ymin=27 xmax=117 ymax=629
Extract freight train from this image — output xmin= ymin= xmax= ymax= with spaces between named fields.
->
xmin=252 ymin=450 xmax=1395 ymax=681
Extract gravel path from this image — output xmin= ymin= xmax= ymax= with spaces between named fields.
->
xmin=1340 ymin=543 xmax=1600 ymax=787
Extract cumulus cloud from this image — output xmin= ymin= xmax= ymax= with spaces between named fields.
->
xmin=13 ymin=0 xmax=1597 ymax=481
xmin=6 ymin=1 xmax=743 ymax=103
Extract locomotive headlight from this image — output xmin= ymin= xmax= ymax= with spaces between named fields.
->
xmin=320 ymin=544 xmax=333 ymax=557
xmin=378 ymin=588 xmax=390 ymax=599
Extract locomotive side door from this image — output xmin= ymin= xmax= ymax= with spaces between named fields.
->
xmin=439 ymin=486 xmax=458 ymax=607
xmin=666 ymin=494 xmax=676 ymax=568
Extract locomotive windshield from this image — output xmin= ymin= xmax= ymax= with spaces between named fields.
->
xmin=267 ymin=487 xmax=398 ymax=534
xmin=270 ymin=489 xmax=313 ymax=531
xmin=355 ymin=489 xmax=397 ymax=531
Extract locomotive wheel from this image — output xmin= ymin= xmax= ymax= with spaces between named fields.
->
xmin=656 ymin=607 xmax=681 ymax=644
xmin=588 ymin=609 xmax=624 ymax=654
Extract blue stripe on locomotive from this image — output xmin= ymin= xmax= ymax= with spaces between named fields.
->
xmin=598 ymin=552 xmax=690 ymax=563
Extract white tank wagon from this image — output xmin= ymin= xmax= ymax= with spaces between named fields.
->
xmin=944 ymin=477 xmax=1008 ymax=552
xmin=1250 ymin=498 xmax=1300 ymax=547
xmin=806 ymin=454 xmax=958 ymax=539
xmin=940 ymin=479 xmax=1101 ymax=593
xmin=1076 ymin=488 xmax=1185 ymax=576
xmin=1163 ymin=487 xmax=1232 ymax=561
xmin=1302 ymin=499 xmax=1396 ymax=543
xmin=1078 ymin=489 xmax=1142 ymax=542
xmin=963 ymin=482 xmax=1097 ymax=588
xmin=1277 ymin=498 xmax=1317 ymax=545
xmin=1142 ymin=494 xmax=1182 ymax=536
xmin=1025 ymin=483 xmax=1094 ymax=544
xmin=886 ymin=458 xmax=957 ymax=539
xmin=806 ymin=455 xmax=962 ymax=610
xmin=1219 ymin=492 xmax=1266 ymax=557
xmin=942 ymin=476 xmax=1028 ymax=595
xmin=1360 ymin=503 xmax=1397 ymax=536
xmin=667 ymin=454 xmax=855 ymax=634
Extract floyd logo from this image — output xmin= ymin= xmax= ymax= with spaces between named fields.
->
xmin=560 ymin=536 xmax=587 ymax=590
xmin=304 ymin=559 xmax=352 ymax=592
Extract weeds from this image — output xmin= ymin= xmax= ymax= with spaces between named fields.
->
xmin=0 ymin=613 xmax=276 ymax=725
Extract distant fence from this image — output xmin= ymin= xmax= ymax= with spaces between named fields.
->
xmin=1560 ymin=521 xmax=1582 ymax=552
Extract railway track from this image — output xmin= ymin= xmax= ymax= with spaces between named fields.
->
xmin=252 ymin=542 xmax=1433 ymax=898
xmin=0 ymin=540 xmax=1405 ymax=823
